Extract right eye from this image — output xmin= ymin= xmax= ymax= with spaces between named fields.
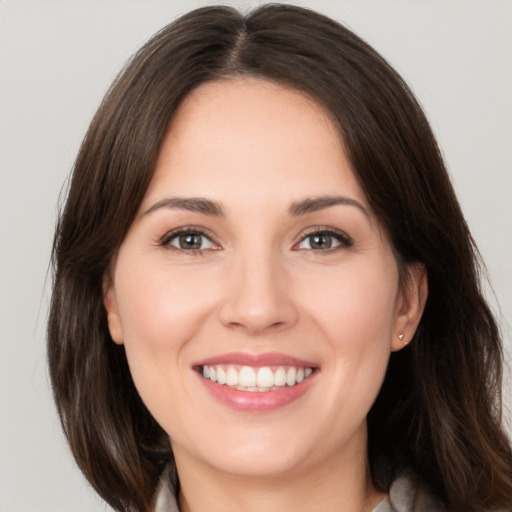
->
xmin=161 ymin=228 xmax=218 ymax=253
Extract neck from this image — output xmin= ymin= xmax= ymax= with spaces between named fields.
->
xmin=173 ymin=427 xmax=385 ymax=512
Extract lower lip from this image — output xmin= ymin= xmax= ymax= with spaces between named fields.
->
xmin=198 ymin=373 xmax=315 ymax=412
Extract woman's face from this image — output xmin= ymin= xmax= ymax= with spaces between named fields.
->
xmin=105 ymin=78 xmax=424 ymax=478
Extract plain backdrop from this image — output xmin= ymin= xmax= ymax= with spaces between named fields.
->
xmin=1 ymin=1 xmax=511 ymax=510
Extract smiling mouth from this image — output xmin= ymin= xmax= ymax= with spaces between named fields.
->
xmin=199 ymin=364 xmax=314 ymax=392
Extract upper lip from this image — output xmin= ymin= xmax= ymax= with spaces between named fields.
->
xmin=193 ymin=351 xmax=318 ymax=368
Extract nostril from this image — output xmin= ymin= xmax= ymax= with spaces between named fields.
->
xmin=218 ymin=267 xmax=299 ymax=333
xmin=224 ymin=317 xmax=291 ymax=335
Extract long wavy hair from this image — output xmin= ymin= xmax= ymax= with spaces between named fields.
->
xmin=48 ymin=4 xmax=512 ymax=511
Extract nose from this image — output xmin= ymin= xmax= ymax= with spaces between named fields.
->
xmin=219 ymin=249 xmax=299 ymax=335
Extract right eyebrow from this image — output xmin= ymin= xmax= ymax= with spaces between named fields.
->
xmin=143 ymin=197 xmax=226 ymax=217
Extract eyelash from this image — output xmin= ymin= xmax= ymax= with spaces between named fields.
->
xmin=295 ymin=227 xmax=353 ymax=253
xmin=158 ymin=226 xmax=353 ymax=255
xmin=159 ymin=226 xmax=218 ymax=255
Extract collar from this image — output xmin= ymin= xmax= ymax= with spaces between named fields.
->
xmin=152 ymin=466 xmax=444 ymax=512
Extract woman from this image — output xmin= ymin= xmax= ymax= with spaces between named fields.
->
xmin=47 ymin=4 xmax=512 ymax=512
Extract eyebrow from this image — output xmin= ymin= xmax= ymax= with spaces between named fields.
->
xmin=288 ymin=196 xmax=369 ymax=217
xmin=143 ymin=195 xmax=369 ymax=218
xmin=144 ymin=197 xmax=225 ymax=216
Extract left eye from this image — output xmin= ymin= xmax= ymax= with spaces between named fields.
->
xmin=166 ymin=231 xmax=215 ymax=251
xmin=297 ymin=231 xmax=351 ymax=250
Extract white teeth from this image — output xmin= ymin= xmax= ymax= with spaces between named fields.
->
xmin=286 ymin=367 xmax=296 ymax=386
xmin=226 ymin=367 xmax=238 ymax=386
xmin=274 ymin=367 xmax=286 ymax=386
xmin=239 ymin=366 xmax=256 ymax=387
xmin=217 ymin=367 xmax=226 ymax=385
xmin=201 ymin=364 xmax=314 ymax=391
xmin=256 ymin=367 xmax=274 ymax=388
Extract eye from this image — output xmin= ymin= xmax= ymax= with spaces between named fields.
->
xmin=161 ymin=228 xmax=218 ymax=252
xmin=296 ymin=229 xmax=352 ymax=251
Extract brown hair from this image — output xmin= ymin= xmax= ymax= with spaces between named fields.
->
xmin=48 ymin=4 xmax=512 ymax=511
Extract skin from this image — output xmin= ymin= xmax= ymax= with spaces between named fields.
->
xmin=104 ymin=78 xmax=427 ymax=512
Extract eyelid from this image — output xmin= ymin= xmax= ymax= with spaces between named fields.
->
xmin=158 ymin=226 xmax=221 ymax=252
xmin=294 ymin=226 xmax=353 ymax=251
xmin=157 ymin=225 xmax=352 ymax=253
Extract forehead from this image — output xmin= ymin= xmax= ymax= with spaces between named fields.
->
xmin=143 ymin=78 xmax=367 ymax=210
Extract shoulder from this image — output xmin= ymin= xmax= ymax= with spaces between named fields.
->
xmin=373 ymin=471 xmax=445 ymax=512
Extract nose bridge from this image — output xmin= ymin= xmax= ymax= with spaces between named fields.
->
xmin=219 ymin=242 xmax=297 ymax=334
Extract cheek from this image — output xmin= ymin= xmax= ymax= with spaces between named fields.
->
xmin=112 ymin=258 xmax=219 ymax=402
xmin=307 ymin=261 xmax=399 ymax=344
xmin=304 ymin=263 xmax=398 ymax=406
xmin=111 ymin=259 xmax=222 ymax=430
xmin=115 ymin=260 xmax=214 ymax=348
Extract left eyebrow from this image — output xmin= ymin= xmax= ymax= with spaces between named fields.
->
xmin=288 ymin=196 xmax=370 ymax=218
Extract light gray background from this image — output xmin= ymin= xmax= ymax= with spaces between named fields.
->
xmin=1 ymin=1 xmax=511 ymax=511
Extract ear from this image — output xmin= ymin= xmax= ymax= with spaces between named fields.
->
xmin=391 ymin=263 xmax=428 ymax=352
xmin=103 ymin=277 xmax=124 ymax=345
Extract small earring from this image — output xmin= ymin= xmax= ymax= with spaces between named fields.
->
xmin=398 ymin=333 xmax=405 ymax=342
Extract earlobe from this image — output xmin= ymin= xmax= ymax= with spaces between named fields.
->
xmin=391 ymin=263 xmax=428 ymax=352
xmin=103 ymin=281 xmax=124 ymax=345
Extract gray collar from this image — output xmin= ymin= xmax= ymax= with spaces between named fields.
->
xmin=153 ymin=466 xmax=444 ymax=512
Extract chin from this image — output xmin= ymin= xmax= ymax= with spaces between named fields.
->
xmin=207 ymin=449 xmax=309 ymax=479
xmin=171 ymin=426 xmax=314 ymax=479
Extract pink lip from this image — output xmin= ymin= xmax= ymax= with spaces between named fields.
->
xmin=193 ymin=351 xmax=317 ymax=368
xmin=194 ymin=352 xmax=318 ymax=413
